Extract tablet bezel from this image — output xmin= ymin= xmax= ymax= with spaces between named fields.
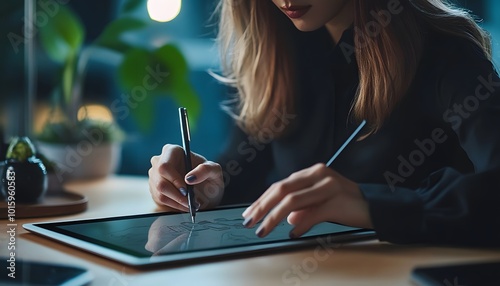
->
xmin=23 ymin=205 xmax=376 ymax=267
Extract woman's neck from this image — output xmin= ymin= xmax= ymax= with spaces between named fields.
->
xmin=325 ymin=0 xmax=355 ymax=45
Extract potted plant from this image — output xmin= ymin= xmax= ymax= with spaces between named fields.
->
xmin=36 ymin=1 xmax=200 ymax=182
xmin=1 ymin=137 xmax=47 ymax=203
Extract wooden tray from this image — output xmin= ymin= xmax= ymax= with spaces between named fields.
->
xmin=0 ymin=190 xmax=88 ymax=218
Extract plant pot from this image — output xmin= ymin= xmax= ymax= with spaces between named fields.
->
xmin=1 ymin=158 xmax=48 ymax=203
xmin=0 ymin=161 xmax=5 ymax=201
xmin=36 ymin=141 xmax=122 ymax=182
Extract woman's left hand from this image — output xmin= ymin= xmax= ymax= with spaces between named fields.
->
xmin=242 ymin=163 xmax=373 ymax=238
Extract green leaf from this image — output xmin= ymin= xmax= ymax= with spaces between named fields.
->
xmin=152 ymin=44 xmax=200 ymax=124
xmin=38 ymin=5 xmax=84 ymax=63
xmin=169 ymin=81 xmax=201 ymax=129
xmin=117 ymin=44 xmax=201 ymax=132
xmin=130 ymin=96 xmax=156 ymax=132
xmin=139 ymin=44 xmax=190 ymax=94
xmin=153 ymin=44 xmax=189 ymax=80
xmin=94 ymin=17 xmax=148 ymax=53
xmin=118 ymin=48 xmax=170 ymax=132
xmin=118 ymin=44 xmax=189 ymax=92
xmin=121 ymin=0 xmax=145 ymax=13
xmin=119 ymin=48 xmax=162 ymax=89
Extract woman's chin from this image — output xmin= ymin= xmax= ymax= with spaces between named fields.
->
xmin=290 ymin=21 xmax=324 ymax=32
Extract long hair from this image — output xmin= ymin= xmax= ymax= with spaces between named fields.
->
xmin=217 ymin=0 xmax=492 ymax=137
xmin=216 ymin=0 xmax=294 ymax=136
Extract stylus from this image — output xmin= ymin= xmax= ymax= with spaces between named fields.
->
xmin=326 ymin=120 xmax=366 ymax=167
xmin=179 ymin=107 xmax=196 ymax=223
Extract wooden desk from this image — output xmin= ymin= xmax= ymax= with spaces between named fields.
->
xmin=1 ymin=175 xmax=499 ymax=286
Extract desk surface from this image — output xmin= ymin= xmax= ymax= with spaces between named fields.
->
xmin=1 ymin=175 xmax=499 ymax=286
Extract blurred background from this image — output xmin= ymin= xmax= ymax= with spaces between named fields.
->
xmin=0 ymin=0 xmax=499 ymax=178
xmin=0 ymin=0 xmax=230 ymax=178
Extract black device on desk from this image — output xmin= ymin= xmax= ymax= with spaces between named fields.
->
xmin=411 ymin=261 xmax=500 ymax=286
xmin=0 ymin=258 xmax=92 ymax=285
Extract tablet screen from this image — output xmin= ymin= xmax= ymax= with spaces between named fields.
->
xmin=24 ymin=206 xmax=375 ymax=266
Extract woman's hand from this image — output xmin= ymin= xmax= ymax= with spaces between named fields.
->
xmin=148 ymin=144 xmax=224 ymax=212
xmin=242 ymin=163 xmax=373 ymax=238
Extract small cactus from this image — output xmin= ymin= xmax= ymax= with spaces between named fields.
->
xmin=6 ymin=137 xmax=36 ymax=162
xmin=1 ymin=137 xmax=47 ymax=202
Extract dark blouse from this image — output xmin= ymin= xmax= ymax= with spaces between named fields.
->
xmin=217 ymin=27 xmax=500 ymax=247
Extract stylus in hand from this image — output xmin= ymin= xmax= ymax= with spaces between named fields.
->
xmin=179 ymin=107 xmax=196 ymax=223
xmin=326 ymin=120 xmax=366 ymax=166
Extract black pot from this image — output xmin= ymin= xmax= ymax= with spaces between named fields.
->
xmin=0 ymin=141 xmax=6 ymax=161
xmin=1 ymin=157 xmax=48 ymax=203
xmin=0 ymin=161 xmax=5 ymax=201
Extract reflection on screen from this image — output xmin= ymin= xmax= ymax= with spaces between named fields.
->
xmin=56 ymin=207 xmax=357 ymax=258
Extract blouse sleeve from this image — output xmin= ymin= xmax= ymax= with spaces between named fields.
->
xmin=217 ymin=123 xmax=275 ymax=205
xmin=360 ymin=46 xmax=500 ymax=246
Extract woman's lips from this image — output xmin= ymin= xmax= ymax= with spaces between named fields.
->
xmin=281 ymin=5 xmax=312 ymax=19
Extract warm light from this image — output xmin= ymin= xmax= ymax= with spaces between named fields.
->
xmin=78 ymin=104 xmax=114 ymax=122
xmin=147 ymin=0 xmax=182 ymax=22
xmin=34 ymin=103 xmax=66 ymax=132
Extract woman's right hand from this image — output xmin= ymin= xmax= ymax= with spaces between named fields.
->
xmin=148 ymin=144 xmax=224 ymax=212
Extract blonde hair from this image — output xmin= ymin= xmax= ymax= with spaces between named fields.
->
xmin=217 ymin=0 xmax=492 ymax=137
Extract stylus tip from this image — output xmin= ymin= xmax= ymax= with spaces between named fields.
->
xmin=191 ymin=216 xmax=195 ymax=224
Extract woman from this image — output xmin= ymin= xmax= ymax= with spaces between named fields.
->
xmin=149 ymin=0 xmax=500 ymax=246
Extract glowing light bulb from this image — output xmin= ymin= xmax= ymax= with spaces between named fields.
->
xmin=147 ymin=0 xmax=182 ymax=22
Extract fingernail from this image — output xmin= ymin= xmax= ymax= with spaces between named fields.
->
xmin=186 ymin=175 xmax=197 ymax=183
xmin=242 ymin=207 xmax=251 ymax=217
xmin=179 ymin=187 xmax=187 ymax=196
xmin=289 ymin=231 xmax=297 ymax=239
xmin=242 ymin=217 xmax=253 ymax=227
xmin=256 ymin=226 xmax=265 ymax=238
xmin=195 ymin=202 xmax=201 ymax=211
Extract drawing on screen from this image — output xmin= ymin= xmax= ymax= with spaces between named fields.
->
xmin=104 ymin=217 xmax=250 ymax=242
xmin=97 ymin=215 xmax=290 ymax=255
xmin=149 ymin=216 xmax=290 ymax=254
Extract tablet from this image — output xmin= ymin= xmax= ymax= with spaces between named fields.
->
xmin=24 ymin=206 xmax=375 ymax=267
xmin=1 ymin=258 xmax=93 ymax=286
